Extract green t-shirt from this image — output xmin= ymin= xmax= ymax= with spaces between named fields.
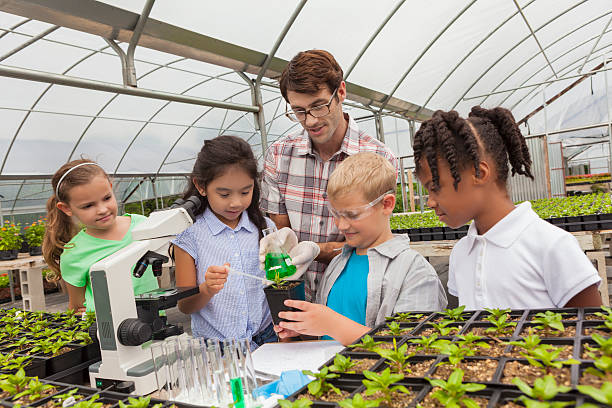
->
xmin=60 ymin=214 xmax=159 ymax=312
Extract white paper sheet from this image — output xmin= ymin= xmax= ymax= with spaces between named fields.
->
xmin=252 ymin=340 xmax=345 ymax=378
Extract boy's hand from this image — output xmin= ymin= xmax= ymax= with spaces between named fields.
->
xmin=277 ymin=300 xmax=333 ymax=337
xmin=202 ymin=263 xmax=229 ymax=297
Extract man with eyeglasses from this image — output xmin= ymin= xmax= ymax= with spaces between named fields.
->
xmin=260 ymin=50 xmax=397 ymax=302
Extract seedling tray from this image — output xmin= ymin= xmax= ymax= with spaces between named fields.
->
xmin=285 ymin=307 xmax=612 ymax=407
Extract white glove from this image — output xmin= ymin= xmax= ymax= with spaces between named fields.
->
xmin=286 ymin=241 xmax=320 ymax=280
xmin=259 ymin=227 xmax=298 ymax=270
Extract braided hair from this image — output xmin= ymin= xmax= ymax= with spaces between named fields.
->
xmin=413 ymin=106 xmax=534 ymax=191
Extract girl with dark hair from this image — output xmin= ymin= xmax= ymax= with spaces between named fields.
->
xmin=43 ymin=159 xmax=159 ymax=312
xmin=173 ymin=135 xmax=276 ymax=347
xmin=413 ymin=106 xmax=602 ymax=309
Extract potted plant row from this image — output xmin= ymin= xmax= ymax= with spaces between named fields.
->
xmin=0 ymin=368 xmax=194 ymax=408
xmin=0 ymin=308 xmax=101 ymax=380
xmin=281 ymin=306 xmax=612 ymax=407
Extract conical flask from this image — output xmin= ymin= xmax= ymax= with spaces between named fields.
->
xmin=262 ymin=227 xmax=297 ymax=280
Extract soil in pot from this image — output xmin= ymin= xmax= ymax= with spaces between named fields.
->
xmin=579 ymin=369 xmax=612 ymax=387
xmin=264 ymin=280 xmax=305 ymax=325
xmin=384 ymin=358 xmax=435 ymax=377
xmin=583 ymin=326 xmax=610 ymax=337
xmin=352 ymin=342 xmax=394 ymax=353
xmin=501 ymin=361 xmax=571 ymax=386
xmin=432 ymin=359 xmax=498 ymax=382
xmin=375 ymin=327 xmax=414 ymax=336
xmin=418 ymin=391 xmax=489 ymax=408
xmin=471 ymin=341 xmax=508 ymax=357
xmin=468 ymin=327 xmax=515 ymax=337
xmin=297 ymin=388 xmax=351 ymax=402
xmin=12 ymin=385 xmax=57 ymax=405
xmin=335 ymin=358 xmax=378 ymax=374
xmin=520 ymin=325 xmax=576 ymax=338
xmin=418 ymin=325 xmax=463 ymax=337
xmin=361 ymin=388 xmax=416 ymax=408
xmin=508 ymin=344 xmax=573 ymax=359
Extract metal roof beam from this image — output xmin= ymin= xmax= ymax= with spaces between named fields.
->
xmin=0 ymin=0 xmax=432 ymax=121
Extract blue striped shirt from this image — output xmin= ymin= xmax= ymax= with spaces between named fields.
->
xmin=172 ymin=207 xmax=273 ymax=341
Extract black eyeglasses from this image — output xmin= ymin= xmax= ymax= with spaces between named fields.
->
xmin=285 ymin=88 xmax=339 ymax=122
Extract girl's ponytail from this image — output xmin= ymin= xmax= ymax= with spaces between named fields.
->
xmin=469 ymin=106 xmax=534 ymax=180
xmin=42 ymin=194 xmax=76 ymax=277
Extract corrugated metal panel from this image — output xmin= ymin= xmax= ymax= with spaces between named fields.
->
xmin=508 ymin=136 xmax=549 ymax=202
xmin=548 ymin=142 xmax=565 ymax=197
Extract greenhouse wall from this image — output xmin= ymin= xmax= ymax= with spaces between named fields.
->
xmin=508 ymin=136 xmax=549 ymax=202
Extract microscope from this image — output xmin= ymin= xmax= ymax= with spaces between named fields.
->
xmin=88 ymin=197 xmax=201 ymax=395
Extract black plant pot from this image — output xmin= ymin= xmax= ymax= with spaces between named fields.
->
xmin=264 ymin=280 xmax=305 ymax=325
xmin=0 ymin=249 xmax=18 ymax=260
xmin=431 ymin=227 xmax=445 ymax=240
xmin=29 ymin=246 xmax=42 ymax=256
xmin=19 ymin=236 xmax=29 ymax=253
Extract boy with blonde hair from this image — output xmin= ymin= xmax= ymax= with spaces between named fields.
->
xmin=274 ymin=153 xmax=447 ymax=345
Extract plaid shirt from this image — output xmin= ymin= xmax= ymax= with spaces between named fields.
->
xmin=260 ymin=114 xmax=398 ymax=300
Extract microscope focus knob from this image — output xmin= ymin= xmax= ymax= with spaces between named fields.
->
xmin=118 ymin=319 xmax=152 ymax=346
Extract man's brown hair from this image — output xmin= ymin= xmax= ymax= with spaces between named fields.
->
xmin=279 ymin=50 xmax=343 ymax=101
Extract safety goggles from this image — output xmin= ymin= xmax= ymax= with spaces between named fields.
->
xmin=328 ymin=190 xmax=394 ymax=221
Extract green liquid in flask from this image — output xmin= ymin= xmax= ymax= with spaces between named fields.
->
xmin=265 ymin=252 xmax=297 ymax=280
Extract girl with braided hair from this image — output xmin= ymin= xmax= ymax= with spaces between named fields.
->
xmin=413 ymin=106 xmax=602 ymax=309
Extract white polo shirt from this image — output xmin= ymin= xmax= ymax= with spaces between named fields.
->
xmin=448 ymin=202 xmax=601 ymax=309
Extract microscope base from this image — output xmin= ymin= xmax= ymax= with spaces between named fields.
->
xmin=89 ymin=360 xmax=159 ymax=395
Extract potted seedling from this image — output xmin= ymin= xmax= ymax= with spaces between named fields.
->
xmin=13 ymin=377 xmax=56 ymax=404
xmin=422 ymin=369 xmax=487 ymax=407
xmin=426 ymin=320 xmax=461 ymax=337
xmin=0 ymin=221 xmax=22 ymax=260
xmin=300 ymin=367 xmax=346 ymax=401
xmin=484 ymin=314 xmax=517 ymax=337
xmin=584 ymin=333 xmax=612 ymax=359
xmin=511 ymin=375 xmax=572 ymax=408
xmin=24 ymin=219 xmax=45 ymax=256
xmin=72 ymin=395 xmax=104 ymax=408
xmin=482 ymin=307 xmax=512 ymax=321
xmin=348 ymin=335 xmax=387 ymax=353
xmin=374 ymin=339 xmax=415 ymax=375
xmin=328 ymin=354 xmax=358 ymax=374
xmin=580 ymin=355 xmax=612 ymax=387
xmin=407 ymin=334 xmax=441 ymax=355
xmin=361 ymin=368 xmax=412 ymax=407
xmin=279 ymin=399 xmax=313 ymax=408
xmin=118 ymin=396 xmax=163 ymax=408
xmin=385 ymin=312 xmax=425 ymax=323
xmin=0 ymin=368 xmax=29 ymax=400
xmin=263 ymin=274 xmax=305 ymax=326
xmin=454 ymin=334 xmax=496 ymax=357
xmin=438 ymin=305 xmax=469 ymax=322
xmin=529 ymin=311 xmax=569 ymax=337
xmin=577 ymin=382 xmax=612 ymax=406
xmin=44 ymin=388 xmax=86 ymax=408
xmin=503 ymin=344 xmax=578 ymax=386
xmin=376 ymin=321 xmax=411 ymax=337
xmin=338 ymin=394 xmax=380 ymax=408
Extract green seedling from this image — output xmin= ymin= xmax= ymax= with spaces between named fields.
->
xmin=382 ymin=322 xmax=405 ymax=336
xmin=592 ymin=306 xmax=612 ymax=322
xmin=0 ymin=368 xmax=30 ymax=396
xmin=577 ymin=382 xmax=612 ymax=406
xmin=440 ymin=305 xmax=467 ymax=322
xmin=385 ymin=312 xmax=424 ymax=323
xmin=521 ymin=344 xmax=579 ymax=370
xmin=118 ymin=396 xmax=162 ymax=408
xmin=509 ymin=332 xmax=542 ymax=354
xmin=583 ymin=355 xmax=612 ymax=379
xmin=0 ymin=354 xmax=31 ymax=371
xmin=362 ymin=368 xmax=410 ymax=405
xmin=7 ymin=338 xmax=32 ymax=352
xmin=485 ymin=314 xmax=517 ymax=336
xmin=426 ymin=368 xmax=486 ymax=408
xmin=585 ymin=334 xmax=612 ymax=358
xmin=302 ymin=367 xmax=341 ymax=398
xmin=328 ymin=354 xmax=357 ymax=374
xmin=431 ymin=320 xmax=459 ymax=336
xmin=483 ymin=308 xmax=512 ymax=320
xmin=512 ymin=375 xmax=572 ymax=408
xmin=338 ymin=394 xmax=380 ymax=408
xmin=72 ymin=394 xmax=103 ymax=408
xmin=278 ymin=399 xmax=313 ymax=408
xmin=51 ymin=388 xmax=83 ymax=407
xmin=408 ymin=334 xmax=440 ymax=353
xmin=13 ymin=378 xmax=55 ymax=403
xmin=532 ymin=311 xmax=565 ymax=336
xmin=433 ymin=343 xmax=472 ymax=365
xmin=455 ymin=334 xmax=490 ymax=352
xmin=348 ymin=335 xmax=384 ymax=352
xmin=595 ymin=320 xmax=612 ymax=332
xmin=29 ymin=338 xmax=71 ymax=356
xmin=374 ymin=338 xmax=414 ymax=375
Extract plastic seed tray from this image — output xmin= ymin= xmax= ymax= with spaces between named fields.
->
xmin=286 ymin=308 xmax=611 ymax=407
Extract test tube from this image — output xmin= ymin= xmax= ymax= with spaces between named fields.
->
xmin=207 ymin=338 xmax=230 ymax=406
xmin=150 ymin=342 xmax=170 ymax=400
xmin=235 ymin=338 xmax=258 ymax=407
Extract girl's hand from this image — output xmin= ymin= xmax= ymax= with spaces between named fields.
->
xmin=277 ymin=300 xmax=334 ymax=337
xmin=202 ymin=263 xmax=229 ymax=297
xmin=273 ymin=324 xmax=300 ymax=340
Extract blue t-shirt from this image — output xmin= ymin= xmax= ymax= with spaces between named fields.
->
xmin=325 ymin=249 xmax=369 ymax=333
